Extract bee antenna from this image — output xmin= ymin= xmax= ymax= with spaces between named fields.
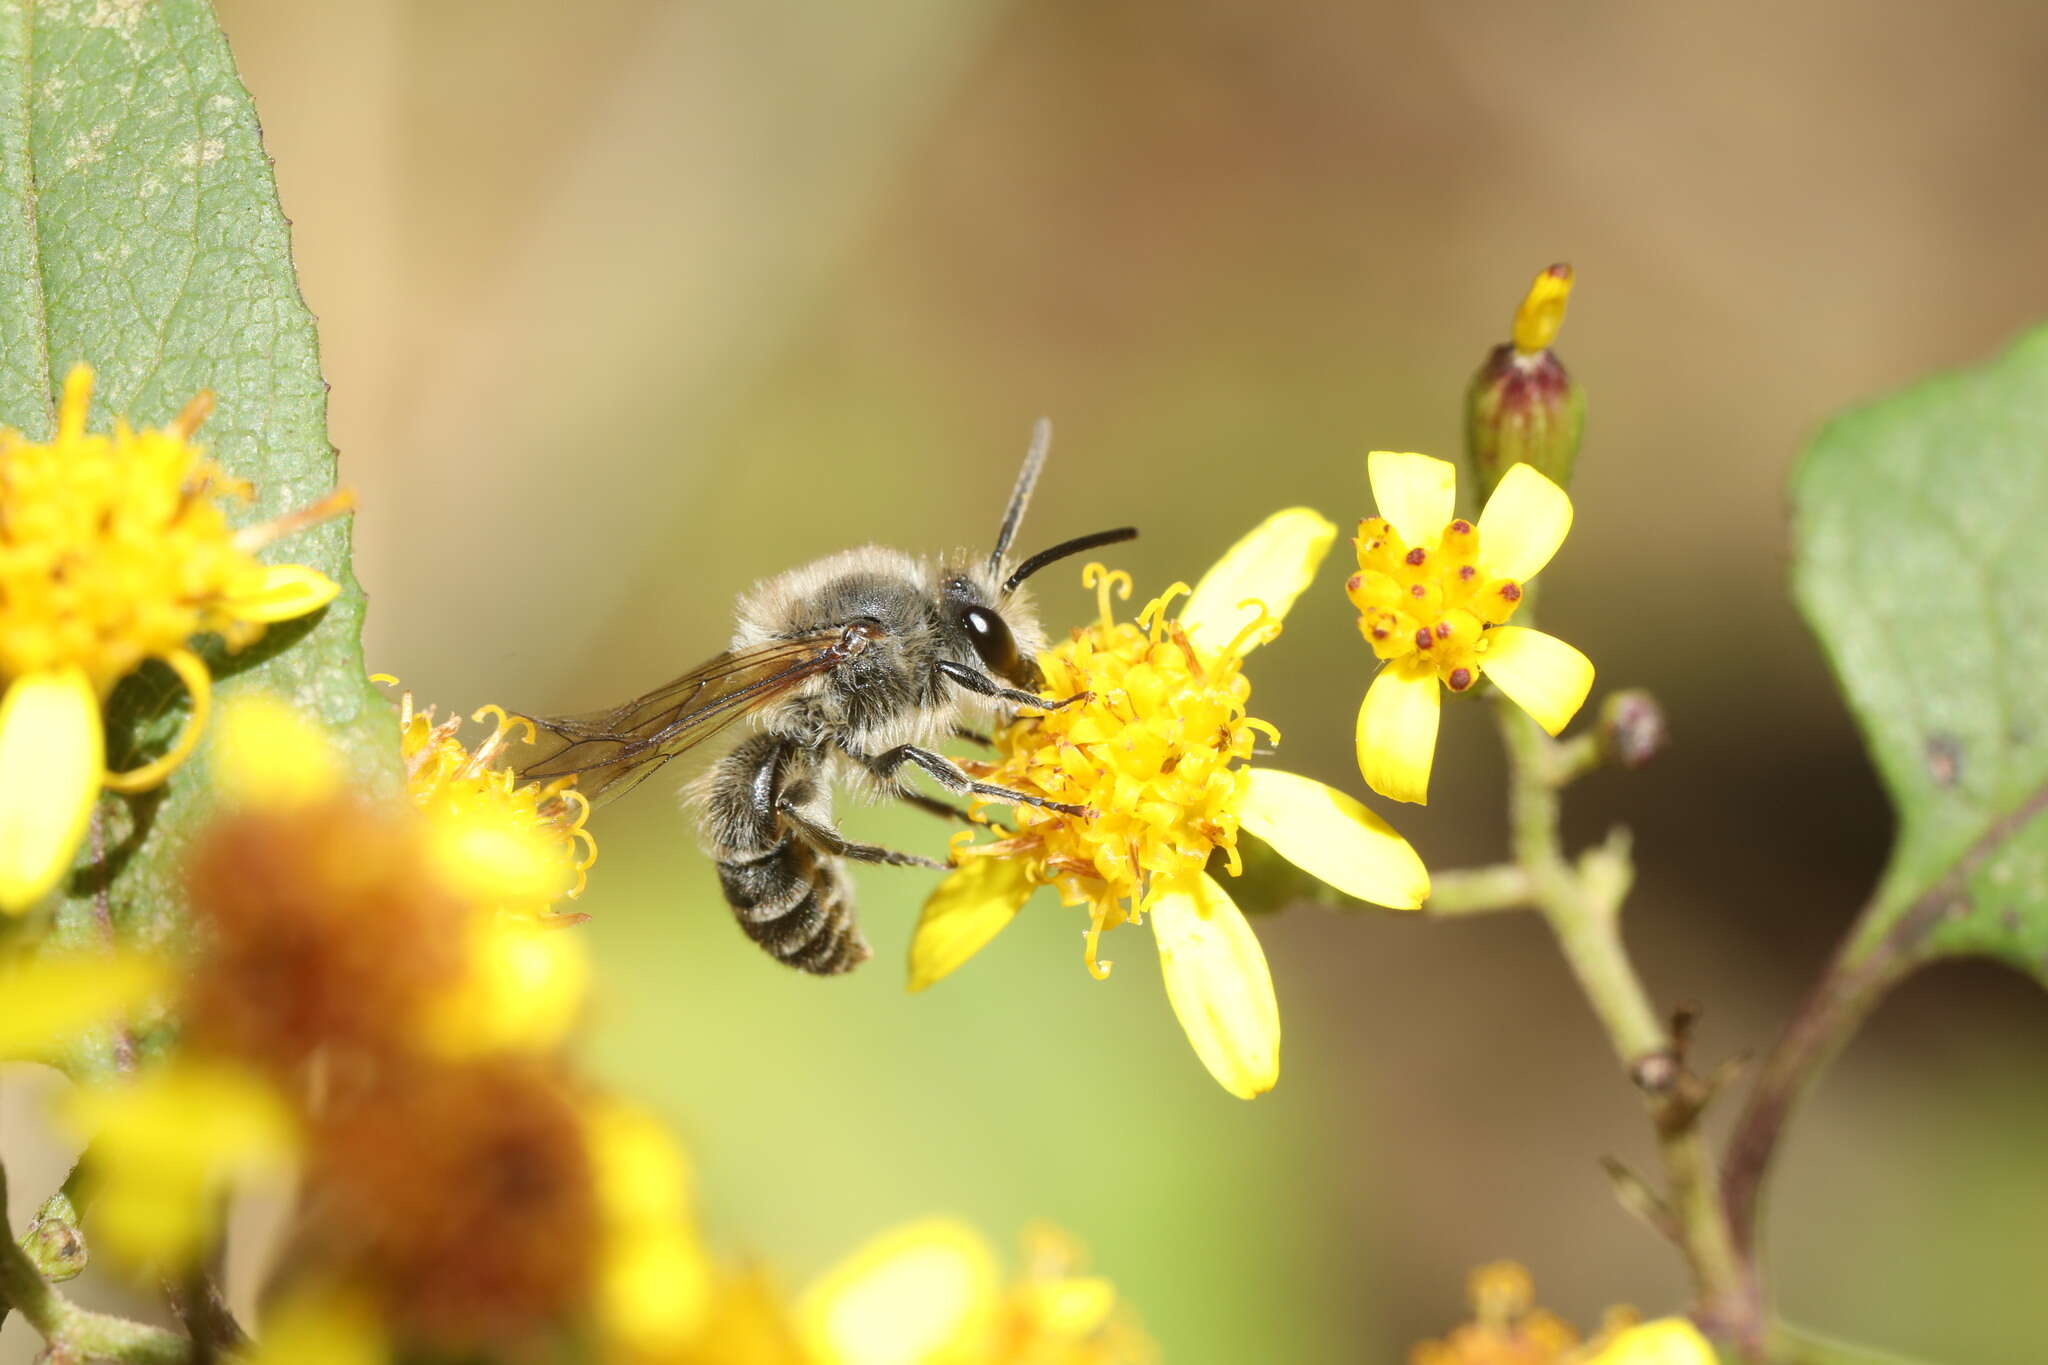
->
xmin=988 ymin=417 xmax=1053 ymax=575
xmin=1003 ymin=526 xmax=1139 ymax=595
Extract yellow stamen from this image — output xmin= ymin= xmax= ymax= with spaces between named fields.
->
xmin=1081 ymin=562 xmax=1132 ymax=629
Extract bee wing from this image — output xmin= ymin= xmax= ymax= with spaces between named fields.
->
xmin=514 ymin=626 xmax=860 ymax=805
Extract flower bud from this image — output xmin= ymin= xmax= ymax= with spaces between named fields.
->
xmin=1598 ymin=689 xmax=1667 ymax=769
xmin=22 ymin=1192 xmax=88 ymax=1281
xmin=1465 ymin=263 xmax=1585 ymax=497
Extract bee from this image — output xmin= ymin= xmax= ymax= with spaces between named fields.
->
xmin=515 ymin=421 xmax=1135 ymax=975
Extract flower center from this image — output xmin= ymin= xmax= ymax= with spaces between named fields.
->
xmin=0 ymin=370 xmax=266 ymax=692
xmin=958 ymin=566 xmax=1278 ymax=976
xmin=1345 ymin=516 xmax=1523 ymax=691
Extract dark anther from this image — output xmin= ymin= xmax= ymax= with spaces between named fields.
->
xmin=1447 ymin=667 xmax=1473 ymax=691
xmin=1458 ymin=565 xmax=1477 ymax=581
xmin=1498 ymin=582 xmax=1523 ymax=602
xmin=1448 ymin=519 xmax=1472 ymax=534
xmin=1413 ymin=627 xmax=1433 ymax=650
xmin=1404 ymin=547 xmax=1427 ymax=566
xmin=1434 ymin=621 xmax=1452 ymax=639
xmin=1410 ymin=584 xmax=1425 ymax=598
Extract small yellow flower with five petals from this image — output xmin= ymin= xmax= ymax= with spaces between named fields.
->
xmin=0 ymin=366 xmax=344 ymax=910
xmin=1349 ymin=451 xmax=1594 ymax=804
xmin=913 ymin=510 xmax=1430 ymax=1099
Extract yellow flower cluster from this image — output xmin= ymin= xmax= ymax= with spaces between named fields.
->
xmin=55 ymin=695 xmax=604 ymax=1341
xmin=916 ymin=510 xmax=1429 ymax=1099
xmin=1411 ymin=1261 xmax=1582 ymax=1365
xmin=1412 ymin=1262 xmax=1713 ymax=1365
xmin=0 ymin=366 xmax=342 ymax=910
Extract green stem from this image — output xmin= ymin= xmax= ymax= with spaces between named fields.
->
xmin=1423 ymin=863 xmax=1535 ymax=914
xmin=0 ymin=1162 xmax=190 ymax=1364
xmin=1493 ymin=697 xmax=1756 ymax=1343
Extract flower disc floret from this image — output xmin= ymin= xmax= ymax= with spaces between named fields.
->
xmin=967 ymin=571 xmax=1276 ymax=973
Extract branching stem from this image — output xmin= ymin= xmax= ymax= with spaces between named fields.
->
xmin=1492 ymin=694 xmax=1758 ymax=1345
xmin=0 ymin=1161 xmax=191 ymax=1364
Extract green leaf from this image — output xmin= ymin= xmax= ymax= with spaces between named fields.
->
xmin=1792 ymin=324 xmax=2048 ymax=982
xmin=0 ymin=1 xmax=396 ymax=1033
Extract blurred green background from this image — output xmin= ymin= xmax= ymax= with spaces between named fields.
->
xmin=166 ymin=1 xmax=2048 ymax=1360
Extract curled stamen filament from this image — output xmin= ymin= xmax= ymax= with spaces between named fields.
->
xmin=1082 ymin=562 xmax=1133 ymax=628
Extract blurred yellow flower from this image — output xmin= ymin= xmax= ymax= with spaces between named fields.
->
xmin=0 ymin=366 xmax=343 ymax=911
xmin=61 ymin=1058 xmax=296 ymax=1267
xmin=202 ymin=694 xmax=595 ymax=1067
xmin=237 ymin=1285 xmax=388 ymax=1365
xmin=392 ymin=687 xmax=597 ymax=910
xmin=587 ymin=1099 xmax=714 ymax=1358
xmin=387 ymin=684 xmax=598 ymax=1055
xmin=0 ymin=950 xmax=165 ymax=1061
xmin=1580 ymin=1319 xmax=1716 ymax=1365
xmin=913 ymin=510 xmax=1429 ymax=1099
xmin=800 ymin=1219 xmax=1151 ymax=1365
xmin=1349 ymin=452 xmax=1593 ymax=804
xmin=1413 ymin=1261 xmax=1663 ymax=1365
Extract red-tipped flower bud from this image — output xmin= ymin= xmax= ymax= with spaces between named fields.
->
xmin=1466 ymin=263 xmax=1585 ymax=497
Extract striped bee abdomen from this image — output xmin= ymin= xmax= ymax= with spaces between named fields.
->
xmin=700 ymin=734 xmax=871 ymax=976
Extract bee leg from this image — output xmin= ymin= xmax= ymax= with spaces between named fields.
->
xmin=950 ymin=725 xmax=994 ymax=748
xmin=933 ymin=660 xmax=1093 ymax=713
xmin=866 ymin=744 xmax=1093 ymax=819
xmin=895 ymin=788 xmax=978 ymax=826
xmin=775 ymin=796 xmax=948 ymax=870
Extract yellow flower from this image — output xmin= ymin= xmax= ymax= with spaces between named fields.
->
xmin=800 ymin=1220 xmax=1152 ymax=1365
xmin=1410 ymin=1261 xmax=1585 ymax=1365
xmin=60 ymin=1058 xmax=297 ymax=1267
xmin=1413 ymin=1262 xmax=1666 ymax=1365
xmin=586 ymin=1098 xmax=715 ymax=1358
xmin=1580 ymin=1320 xmax=1716 ymax=1365
xmin=388 ymin=684 xmax=598 ymax=1055
xmin=912 ymin=510 xmax=1430 ymax=1099
xmin=1348 ymin=452 xmax=1594 ymax=804
xmin=238 ymin=1285 xmax=389 ymax=1365
xmin=392 ymin=685 xmax=598 ymax=911
xmin=0 ymin=366 xmax=344 ymax=911
xmin=0 ymin=950 xmax=165 ymax=1061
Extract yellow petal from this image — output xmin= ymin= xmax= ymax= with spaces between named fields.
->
xmin=210 ymin=694 xmax=340 ymax=806
xmin=1355 ymin=664 xmax=1440 ymax=805
xmin=1237 ymin=769 xmax=1429 ymax=909
xmin=1151 ymin=872 xmax=1279 ymax=1099
xmin=221 ymin=563 xmax=341 ymax=623
xmin=799 ymin=1219 xmax=997 ymax=1365
xmin=0 ymin=953 xmax=167 ymax=1060
xmin=1512 ymin=263 xmax=1573 ymax=353
xmin=1582 ymin=1318 xmax=1718 ymax=1365
xmin=1180 ymin=507 xmax=1337 ymax=658
xmin=908 ymin=857 xmax=1034 ymax=991
xmin=1475 ymin=463 xmax=1573 ymax=581
xmin=1482 ymin=626 xmax=1594 ymax=735
xmin=1366 ymin=451 xmax=1456 ymax=550
xmin=0 ymin=669 xmax=103 ymax=912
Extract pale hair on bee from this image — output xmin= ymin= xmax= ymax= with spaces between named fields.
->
xmin=515 ymin=420 xmax=1136 ymax=975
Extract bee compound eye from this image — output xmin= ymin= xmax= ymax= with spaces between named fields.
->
xmin=961 ymin=604 xmax=1020 ymax=677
